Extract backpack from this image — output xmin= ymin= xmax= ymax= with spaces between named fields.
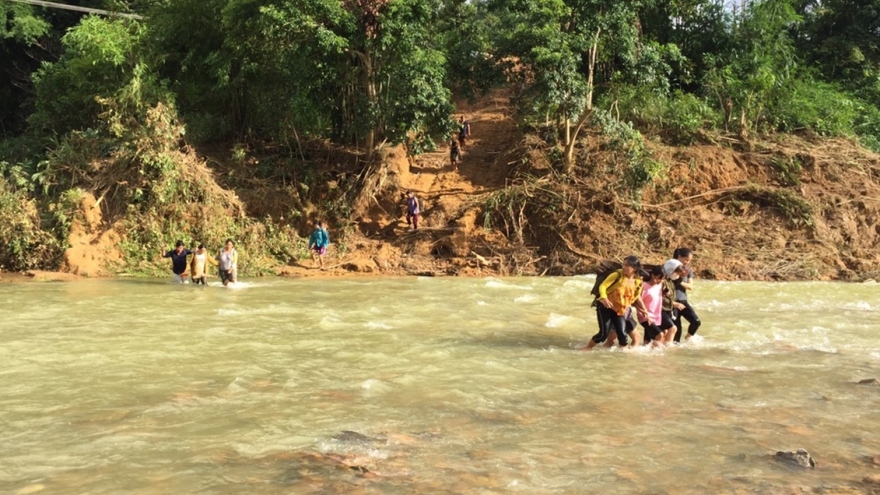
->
xmin=589 ymin=260 xmax=623 ymax=299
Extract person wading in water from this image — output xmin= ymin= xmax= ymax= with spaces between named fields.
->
xmin=217 ymin=239 xmax=238 ymax=286
xmin=672 ymin=247 xmax=702 ymax=342
xmin=162 ymin=240 xmax=191 ymax=283
xmin=587 ymin=256 xmax=650 ymax=350
xmin=190 ymin=243 xmax=218 ymax=285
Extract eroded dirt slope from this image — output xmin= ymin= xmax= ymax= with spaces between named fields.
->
xmin=286 ymin=89 xmax=880 ymax=280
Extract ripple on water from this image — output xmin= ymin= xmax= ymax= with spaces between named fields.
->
xmin=3 ymin=278 xmax=880 ymax=494
xmin=544 ymin=313 xmax=574 ymax=328
xmin=484 ymin=278 xmax=533 ymax=291
xmin=364 ymin=321 xmax=393 ymax=330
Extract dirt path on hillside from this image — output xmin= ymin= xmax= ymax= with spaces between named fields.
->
xmin=389 ymin=90 xmax=518 ymax=234
xmin=278 ymin=90 xmax=522 ymax=277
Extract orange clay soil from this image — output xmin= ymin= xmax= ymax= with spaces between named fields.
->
xmin=279 ymin=88 xmax=880 ymax=281
xmin=6 ymin=88 xmax=879 ymax=282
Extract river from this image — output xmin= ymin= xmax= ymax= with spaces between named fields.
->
xmin=1 ymin=277 xmax=879 ymax=494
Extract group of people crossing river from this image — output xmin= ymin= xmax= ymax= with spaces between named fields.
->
xmin=160 ymin=221 xmax=330 ymax=285
xmin=586 ymin=247 xmax=701 ymax=350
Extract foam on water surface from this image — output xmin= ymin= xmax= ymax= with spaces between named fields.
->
xmin=1 ymin=277 xmax=879 ymax=495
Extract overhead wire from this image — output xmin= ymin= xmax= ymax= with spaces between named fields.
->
xmin=8 ymin=0 xmax=144 ymax=20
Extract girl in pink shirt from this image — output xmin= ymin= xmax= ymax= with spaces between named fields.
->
xmin=639 ymin=266 xmax=674 ymax=345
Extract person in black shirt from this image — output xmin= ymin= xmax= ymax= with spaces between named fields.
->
xmin=162 ymin=240 xmax=192 ymax=283
xmin=672 ymin=247 xmax=702 ymax=342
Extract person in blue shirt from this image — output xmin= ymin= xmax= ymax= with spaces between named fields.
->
xmin=308 ymin=221 xmax=330 ymax=269
xmin=162 ymin=240 xmax=192 ymax=283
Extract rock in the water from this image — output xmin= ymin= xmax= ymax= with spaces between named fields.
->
xmin=864 ymin=474 xmax=880 ymax=485
xmin=857 ymin=378 xmax=879 ymax=385
xmin=775 ymin=449 xmax=817 ymax=468
xmin=331 ymin=430 xmax=380 ymax=444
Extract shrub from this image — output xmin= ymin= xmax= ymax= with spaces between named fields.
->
xmin=770 ymin=79 xmax=858 ymax=136
xmin=601 ymin=85 xmax=719 ymax=145
xmin=592 ymin=109 xmax=668 ymax=195
xmin=0 ymin=162 xmax=64 ymax=270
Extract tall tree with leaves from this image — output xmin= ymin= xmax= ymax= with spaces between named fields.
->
xmin=703 ymin=0 xmax=801 ymax=138
xmin=494 ymin=0 xmax=649 ymax=172
xmin=256 ymin=0 xmax=453 ymax=161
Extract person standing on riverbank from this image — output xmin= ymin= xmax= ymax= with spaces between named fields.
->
xmin=218 ymin=239 xmax=238 ymax=286
xmin=190 ymin=243 xmax=218 ymax=285
xmin=162 ymin=240 xmax=191 ymax=283
xmin=309 ymin=221 xmax=330 ymax=269
xmin=672 ymin=247 xmax=702 ymax=342
xmin=405 ymin=191 xmax=421 ymax=230
xmin=587 ymin=256 xmax=650 ymax=350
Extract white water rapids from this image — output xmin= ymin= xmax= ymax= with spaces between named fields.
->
xmin=1 ymin=277 xmax=879 ymax=494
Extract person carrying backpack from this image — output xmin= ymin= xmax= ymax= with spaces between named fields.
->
xmin=586 ymin=256 xmax=650 ymax=350
xmin=309 ymin=221 xmax=330 ymax=269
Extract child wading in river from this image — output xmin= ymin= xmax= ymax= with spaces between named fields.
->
xmin=587 ymin=256 xmax=650 ymax=350
xmin=672 ymin=247 xmax=702 ymax=342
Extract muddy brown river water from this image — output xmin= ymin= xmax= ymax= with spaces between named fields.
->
xmin=1 ymin=277 xmax=879 ymax=494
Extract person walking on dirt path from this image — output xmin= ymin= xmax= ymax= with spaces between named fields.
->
xmin=190 ymin=243 xmax=218 ymax=285
xmin=458 ymin=116 xmax=471 ymax=149
xmin=672 ymin=247 xmax=702 ymax=342
xmin=162 ymin=240 xmax=192 ymax=283
xmin=309 ymin=221 xmax=330 ymax=269
xmin=405 ymin=191 xmax=421 ymax=230
xmin=217 ymin=239 xmax=239 ymax=286
xmin=450 ymin=136 xmax=461 ymax=172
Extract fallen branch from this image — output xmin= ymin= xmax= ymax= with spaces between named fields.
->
xmin=639 ymin=186 xmax=751 ymax=209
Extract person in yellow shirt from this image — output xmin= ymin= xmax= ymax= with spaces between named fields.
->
xmin=586 ymin=256 xmax=650 ymax=350
xmin=190 ymin=244 xmax=218 ymax=285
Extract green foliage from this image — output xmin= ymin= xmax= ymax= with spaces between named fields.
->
xmin=738 ymin=185 xmax=813 ymax=227
xmin=796 ymin=0 xmax=880 ymax=102
xmin=1 ymin=1 xmax=51 ymax=43
xmin=703 ymin=0 xmax=802 ymax=135
xmin=603 ymin=85 xmax=719 ymax=144
xmin=770 ymin=78 xmax=859 ymax=136
xmin=592 ymin=110 xmax=667 ymax=194
xmin=771 ymin=155 xmax=803 ymax=187
xmin=30 ymin=16 xmax=155 ymax=136
xmin=0 ymin=161 xmax=64 ymax=270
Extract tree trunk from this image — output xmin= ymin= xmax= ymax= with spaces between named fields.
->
xmin=563 ymin=28 xmax=600 ymax=174
xmin=363 ymin=49 xmax=377 ymax=164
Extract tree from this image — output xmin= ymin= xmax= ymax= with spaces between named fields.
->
xmin=494 ymin=0 xmax=649 ymax=172
xmin=703 ymin=0 xmax=801 ymax=137
xmin=259 ymin=0 xmax=453 ymax=161
xmin=0 ymin=1 xmax=50 ymax=135
xmin=795 ymin=0 xmax=880 ymax=102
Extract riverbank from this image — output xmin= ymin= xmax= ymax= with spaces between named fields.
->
xmin=4 ymin=90 xmax=879 ymax=281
